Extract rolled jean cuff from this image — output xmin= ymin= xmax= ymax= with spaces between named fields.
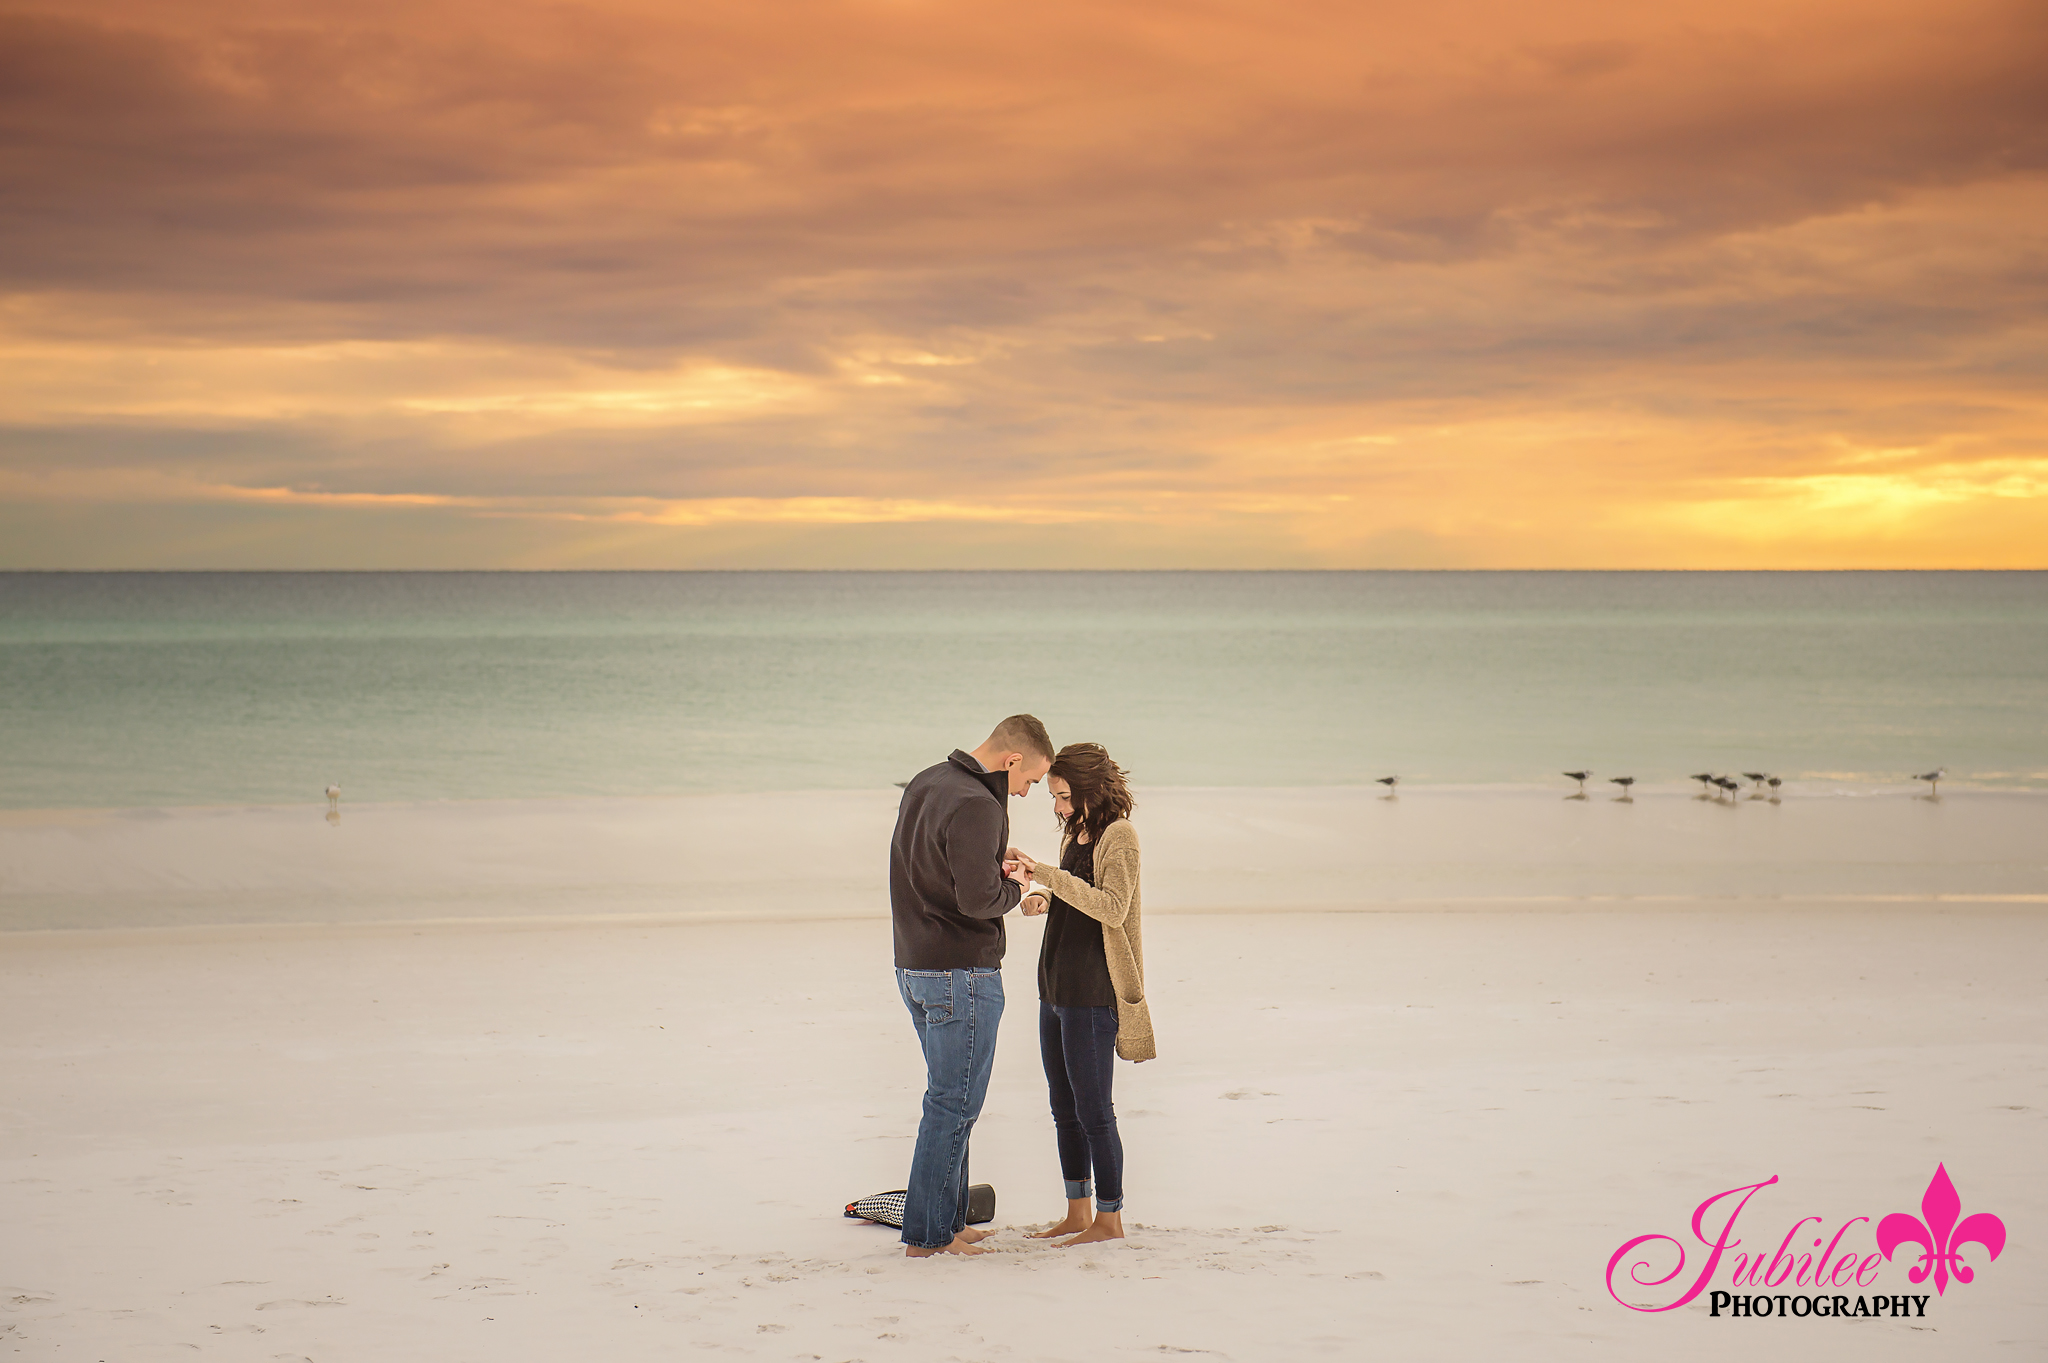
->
xmin=1064 ymin=1179 xmax=1092 ymax=1200
xmin=1096 ymin=1194 xmax=1124 ymax=1213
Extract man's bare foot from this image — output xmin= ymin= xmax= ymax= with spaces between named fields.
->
xmin=1057 ymin=1211 xmax=1124 ymax=1247
xmin=1028 ymin=1197 xmax=1095 ymax=1239
xmin=905 ymin=1235 xmax=987 ymax=1257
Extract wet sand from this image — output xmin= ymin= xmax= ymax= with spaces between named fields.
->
xmin=4 ymin=785 xmax=2042 ymax=931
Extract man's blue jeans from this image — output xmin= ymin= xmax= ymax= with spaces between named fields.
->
xmin=896 ymin=966 xmax=1004 ymax=1249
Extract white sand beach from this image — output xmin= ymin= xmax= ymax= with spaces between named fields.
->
xmin=4 ymin=792 xmax=2045 ymax=1360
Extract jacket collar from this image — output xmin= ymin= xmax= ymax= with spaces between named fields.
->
xmin=949 ymin=749 xmax=1011 ymax=803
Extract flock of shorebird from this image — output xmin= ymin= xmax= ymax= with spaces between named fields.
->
xmin=325 ymin=769 xmax=1955 ymax=807
xmin=1373 ymin=767 xmax=1950 ymax=800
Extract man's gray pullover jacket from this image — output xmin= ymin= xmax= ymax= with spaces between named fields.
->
xmin=889 ymin=750 xmax=1021 ymax=969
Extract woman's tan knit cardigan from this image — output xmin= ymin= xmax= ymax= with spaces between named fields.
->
xmin=1027 ymin=818 xmax=1155 ymax=1062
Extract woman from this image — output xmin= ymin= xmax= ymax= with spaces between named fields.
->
xmin=1011 ymin=742 xmax=1155 ymax=1247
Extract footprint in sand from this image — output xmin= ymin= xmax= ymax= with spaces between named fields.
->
xmin=255 ymin=1298 xmax=346 ymax=1310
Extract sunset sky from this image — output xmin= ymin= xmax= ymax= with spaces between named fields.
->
xmin=2 ymin=0 xmax=2044 ymax=568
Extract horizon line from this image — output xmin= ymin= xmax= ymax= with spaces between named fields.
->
xmin=3 ymin=566 xmax=2045 ymax=576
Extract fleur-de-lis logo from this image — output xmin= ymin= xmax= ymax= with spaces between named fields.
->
xmin=1876 ymin=1164 xmax=2007 ymax=1295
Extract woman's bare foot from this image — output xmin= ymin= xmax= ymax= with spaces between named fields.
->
xmin=1058 ymin=1210 xmax=1124 ymax=1247
xmin=1028 ymin=1197 xmax=1095 ymax=1239
xmin=905 ymin=1235 xmax=987 ymax=1257
xmin=958 ymin=1226 xmax=994 ymax=1243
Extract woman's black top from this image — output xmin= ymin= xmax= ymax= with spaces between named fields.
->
xmin=1037 ymin=835 xmax=1116 ymax=1008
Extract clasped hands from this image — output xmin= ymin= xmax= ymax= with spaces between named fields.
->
xmin=1004 ymin=847 xmax=1051 ymax=916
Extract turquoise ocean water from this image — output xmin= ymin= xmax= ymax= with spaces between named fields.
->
xmin=2 ymin=571 xmax=2045 ymax=810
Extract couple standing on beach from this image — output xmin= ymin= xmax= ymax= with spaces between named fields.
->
xmin=888 ymin=714 xmax=1155 ymax=1257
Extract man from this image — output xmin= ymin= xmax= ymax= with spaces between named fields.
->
xmin=888 ymin=714 xmax=1054 ymax=1256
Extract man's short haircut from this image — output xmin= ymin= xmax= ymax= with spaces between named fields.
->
xmin=987 ymin=713 xmax=1055 ymax=762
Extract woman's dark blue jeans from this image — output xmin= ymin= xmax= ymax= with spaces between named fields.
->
xmin=1038 ymin=1000 xmax=1124 ymax=1212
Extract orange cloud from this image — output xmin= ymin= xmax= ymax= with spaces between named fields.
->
xmin=1 ymin=0 xmax=2044 ymax=565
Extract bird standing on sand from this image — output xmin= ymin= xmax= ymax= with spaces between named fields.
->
xmin=1609 ymin=776 xmax=1635 ymax=801
xmin=1376 ymin=776 xmax=1399 ymax=797
xmin=1742 ymin=771 xmax=1769 ymax=793
xmin=1713 ymin=775 xmax=1741 ymax=800
xmin=1563 ymin=770 xmax=1592 ymax=794
xmin=1766 ymin=776 xmax=1783 ymax=798
xmin=325 ymin=783 xmax=341 ymax=808
xmin=1689 ymin=772 xmax=1716 ymax=795
xmin=1913 ymin=767 xmax=1947 ymax=796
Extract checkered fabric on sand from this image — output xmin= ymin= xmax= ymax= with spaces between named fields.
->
xmin=844 ymin=1189 xmax=907 ymax=1227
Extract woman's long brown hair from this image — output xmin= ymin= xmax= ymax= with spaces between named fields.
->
xmin=1050 ymin=742 xmax=1135 ymax=844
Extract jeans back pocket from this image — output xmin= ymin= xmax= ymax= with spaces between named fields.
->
xmin=900 ymin=969 xmax=955 ymax=1023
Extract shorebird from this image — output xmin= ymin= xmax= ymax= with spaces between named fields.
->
xmin=1689 ymin=772 xmax=1716 ymax=794
xmin=1913 ymin=767 xmax=1947 ymax=796
xmin=1609 ymin=776 xmax=1635 ymax=801
xmin=325 ymin=783 xmax=341 ymax=808
xmin=1563 ymin=770 xmax=1592 ymax=794
xmin=1713 ymin=775 xmax=1741 ymax=799
xmin=1766 ymin=775 xmax=1783 ymax=797
xmin=1376 ymin=776 xmax=1399 ymax=797
xmin=1742 ymin=771 xmax=1769 ymax=793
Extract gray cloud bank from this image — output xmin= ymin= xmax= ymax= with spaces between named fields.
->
xmin=2 ymin=0 xmax=2045 ymax=563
